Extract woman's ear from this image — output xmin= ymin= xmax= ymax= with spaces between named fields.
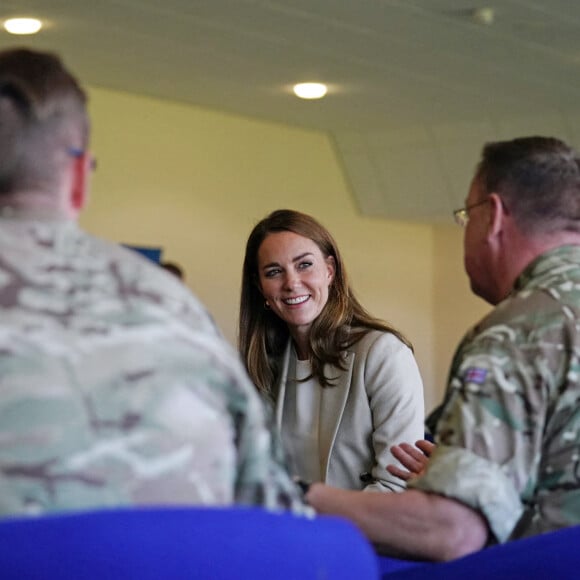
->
xmin=326 ymin=255 xmax=336 ymax=283
xmin=253 ymin=274 xmax=265 ymax=296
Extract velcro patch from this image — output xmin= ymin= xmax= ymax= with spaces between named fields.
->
xmin=463 ymin=367 xmax=488 ymax=384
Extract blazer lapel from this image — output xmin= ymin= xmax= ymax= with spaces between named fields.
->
xmin=318 ymin=350 xmax=355 ymax=481
xmin=274 ymin=340 xmax=293 ymax=430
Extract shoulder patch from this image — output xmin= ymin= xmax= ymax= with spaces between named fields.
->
xmin=463 ymin=367 xmax=488 ymax=384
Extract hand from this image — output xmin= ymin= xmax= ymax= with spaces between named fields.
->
xmin=386 ymin=439 xmax=435 ymax=481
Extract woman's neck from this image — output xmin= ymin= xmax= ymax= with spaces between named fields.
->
xmin=290 ymin=330 xmax=310 ymax=361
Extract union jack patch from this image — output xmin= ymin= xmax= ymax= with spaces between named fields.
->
xmin=463 ymin=367 xmax=488 ymax=384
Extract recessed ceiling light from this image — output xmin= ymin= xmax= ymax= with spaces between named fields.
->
xmin=4 ymin=18 xmax=43 ymax=35
xmin=472 ymin=7 xmax=494 ymax=25
xmin=293 ymin=83 xmax=328 ymax=100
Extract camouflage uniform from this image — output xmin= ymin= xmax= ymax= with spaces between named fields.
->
xmin=410 ymin=245 xmax=580 ymax=543
xmin=0 ymin=211 xmax=307 ymax=517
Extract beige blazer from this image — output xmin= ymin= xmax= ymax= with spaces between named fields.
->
xmin=274 ymin=330 xmax=424 ymax=492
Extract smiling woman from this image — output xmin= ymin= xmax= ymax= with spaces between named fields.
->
xmin=257 ymin=230 xmax=335 ymax=359
xmin=238 ymin=209 xmax=425 ymax=492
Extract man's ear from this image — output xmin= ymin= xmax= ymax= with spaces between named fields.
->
xmin=69 ymin=153 xmax=89 ymax=216
xmin=487 ymin=193 xmax=506 ymax=238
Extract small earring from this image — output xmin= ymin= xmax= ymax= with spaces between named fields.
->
xmin=264 ymin=300 xmax=271 ymax=310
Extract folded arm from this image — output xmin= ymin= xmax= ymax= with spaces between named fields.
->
xmin=306 ymin=483 xmax=488 ymax=561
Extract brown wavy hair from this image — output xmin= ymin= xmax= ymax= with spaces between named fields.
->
xmin=238 ymin=209 xmax=412 ymax=397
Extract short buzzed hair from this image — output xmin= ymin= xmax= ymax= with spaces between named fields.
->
xmin=0 ymin=48 xmax=88 ymax=195
xmin=476 ymin=136 xmax=580 ymax=235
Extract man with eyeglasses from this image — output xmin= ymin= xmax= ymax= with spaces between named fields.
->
xmin=305 ymin=136 xmax=580 ymax=562
xmin=0 ymin=48 xmax=307 ymax=517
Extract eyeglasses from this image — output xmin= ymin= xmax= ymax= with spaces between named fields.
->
xmin=452 ymin=198 xmax=489 ymax=227
xmin=68 ymin=147 xmax=97 ymax=172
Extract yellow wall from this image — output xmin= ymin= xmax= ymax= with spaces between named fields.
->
xmin=432 ymin=226 xmax=491 ymax=405
xmin=80 ymin=86 xmax=484 ymax=415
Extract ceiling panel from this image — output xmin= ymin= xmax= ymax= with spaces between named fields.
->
xmin=1 ymin=0 xmax=580 ymax=221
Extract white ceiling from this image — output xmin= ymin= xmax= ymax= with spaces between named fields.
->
xmin=2 ymin=0 xmax=580 ymax=222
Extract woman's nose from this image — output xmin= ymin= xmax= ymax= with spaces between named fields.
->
xmin=283 ymin=271 xmax=300 ymax=289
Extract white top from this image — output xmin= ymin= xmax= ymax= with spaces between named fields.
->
xmin=280 ymin=355 xmax=322 ymax=482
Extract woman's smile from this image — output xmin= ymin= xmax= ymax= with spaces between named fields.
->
xmin=283 ymin=295 xmax=310 ymax=306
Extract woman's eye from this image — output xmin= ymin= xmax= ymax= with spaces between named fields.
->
xmin=264 ymin=268 xmax=281 ymax=278
xmin=298 ymin=261 xmax=312 ymax=270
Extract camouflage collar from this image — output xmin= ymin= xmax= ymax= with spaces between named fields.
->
xmin=0 ymin=204 xmax=72 ymax=222
xmin=514 ymin=245 xmax=580 ymax=292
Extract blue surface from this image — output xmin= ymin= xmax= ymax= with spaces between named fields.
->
xmin=382 ymin=525 xmax=580 ymax=579
xmin=0 ymin=506 xmax=380 ymax=579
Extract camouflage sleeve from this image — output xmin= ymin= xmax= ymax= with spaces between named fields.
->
xmin=409 ymin=445 xmax=523 ymax=542
xmin=231 ymin=382 xmax=312 ymax=515
xmin=409 ymin=323 xmax=545 ymax=542
xmin=195 ymin=333 xmax=310 ymax=515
